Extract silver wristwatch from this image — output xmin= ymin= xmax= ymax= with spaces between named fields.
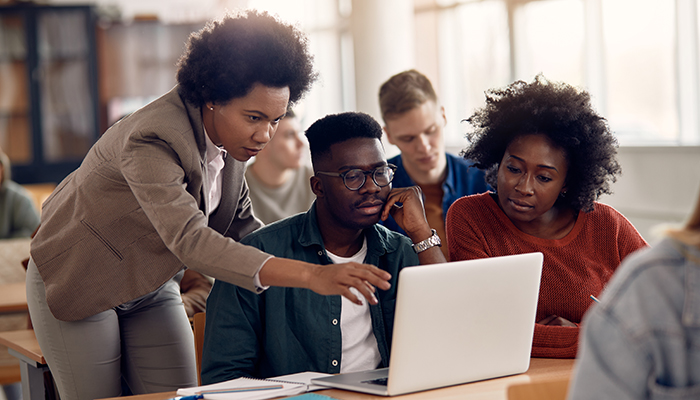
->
xmin=412 ymin=229 xmax=441 ymax=253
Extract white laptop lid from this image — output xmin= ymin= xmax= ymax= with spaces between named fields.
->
xmin=387 ymin=252 xmax=543 ymax=395
xmin=312 ymin=252 xmax=543 ymax=396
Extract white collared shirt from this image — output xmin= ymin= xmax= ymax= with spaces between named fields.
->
xmin=203 ymin=126 xmax=269 ymax=291
xmin=203 ymin=129 xmax=226 ymax=216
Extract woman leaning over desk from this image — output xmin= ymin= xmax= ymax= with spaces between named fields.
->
xmin=26 ymin=10 xmax=392 ymax=400
xmin=445 ymin=75 xmax=648 ymax=359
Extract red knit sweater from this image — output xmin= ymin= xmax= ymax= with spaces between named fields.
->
xmin=445 ymin=192 xmax=648 ymax=358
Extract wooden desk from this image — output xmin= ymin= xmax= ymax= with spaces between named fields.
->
xmin=100 ymin=358 xmax=574 ymax=400
xmin=0 ymin=282 xmax=28 ymax=314
xmin=0 ymin=283 xmax=29 ymax=386
xmin=0 ymin=330 xmax=49 ymax=400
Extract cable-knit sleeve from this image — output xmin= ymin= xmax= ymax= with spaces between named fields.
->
xmin=446 ymin=195 xmax=492 ymax=260
xmin=531 ymin=323 xmax=579 ymax=358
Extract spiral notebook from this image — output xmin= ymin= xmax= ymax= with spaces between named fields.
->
xmin=176 ymin=371 xmax=332 ymax=400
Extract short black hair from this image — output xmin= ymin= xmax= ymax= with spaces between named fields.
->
xmin=305 ymin=112 xmax=383 ymax=168
xmin=462 ymin=74 xmax=620 ymax=213
xmin=176 ymin=10 xmax=317 ymax=107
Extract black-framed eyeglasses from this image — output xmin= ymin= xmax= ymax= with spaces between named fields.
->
xmin=316 ymin=164 xmax=397 ymax=191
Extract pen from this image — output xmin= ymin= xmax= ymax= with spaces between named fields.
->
xmin=197 ymin=384 xmax=284 ymax=395
xmin=590 ymin=294 xmax=600 ymax=303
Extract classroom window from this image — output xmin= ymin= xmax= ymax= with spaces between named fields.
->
xmin=435 ymin=0 xmax=511 ymax=143
xmin=602 ymin=0 xmax=677 ymax=145
xmin=424 ymin=0 xmax=697 ymax=146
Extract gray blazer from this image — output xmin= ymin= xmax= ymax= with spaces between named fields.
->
xmin=31 ymin=86 xmax=269 ymax=322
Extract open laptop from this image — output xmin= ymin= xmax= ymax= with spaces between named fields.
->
xmin=311 ymin=252 xmax=543 ymax=396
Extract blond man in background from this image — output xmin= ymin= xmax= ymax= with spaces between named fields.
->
xmin=378 ymin=70 xmax=487 ymax=260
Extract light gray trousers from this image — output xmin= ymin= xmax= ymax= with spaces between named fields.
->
xmin=26 ymin=259 xmax=198 ymax=400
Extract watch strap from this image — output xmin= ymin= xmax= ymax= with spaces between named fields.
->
xmin=412 ymin=229 xmax=441 ymax=253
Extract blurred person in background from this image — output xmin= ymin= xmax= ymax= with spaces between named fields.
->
xmin=568 ymin=185 xmax=700 ymax=400
xmin=0 ymin=148 xmax=40 ymax=239
xmin=245 ymin=109 xmax=315 ymax=224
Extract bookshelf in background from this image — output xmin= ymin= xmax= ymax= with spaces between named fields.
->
xmin=0 ymin=3 xmax=99 ymax=184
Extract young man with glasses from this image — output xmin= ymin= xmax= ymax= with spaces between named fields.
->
xmin=379 ymin=70 xmax=488 ymax=260
xmin=201 ymin=112 xmax=445 ymax=383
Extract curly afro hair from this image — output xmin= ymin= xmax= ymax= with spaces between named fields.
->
xmin=462 ymin=75 xmax=621 ymax=213
xmin=176 ymin=10 xmax=317 ymax=107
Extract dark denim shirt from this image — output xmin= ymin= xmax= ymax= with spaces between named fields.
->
xmin=569 ymin=238 xmax=700 ymax=399
xmin=201 ymin=203 xmax=420 ymax=384
xmin=381 ymin=153 xmax=488 ymax=235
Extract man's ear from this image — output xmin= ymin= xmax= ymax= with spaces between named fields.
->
xmin=310 ymin=175 xmax=324 ymax=198
xmin=383 ymin=126 xmax=396 ymax=146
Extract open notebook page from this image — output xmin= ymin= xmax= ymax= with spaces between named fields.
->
xmin=176 ymin=372 xmax=332 ymax=400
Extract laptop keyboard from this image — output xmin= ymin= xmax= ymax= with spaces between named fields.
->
xmin=361 ymin=377 xmax=388 ymax=386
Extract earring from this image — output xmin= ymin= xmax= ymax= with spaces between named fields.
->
xmin=209 ymin=107 xmax=214 ymax=111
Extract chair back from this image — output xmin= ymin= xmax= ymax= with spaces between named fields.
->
xmin=193 ymin=312 xmax=206 ymax=385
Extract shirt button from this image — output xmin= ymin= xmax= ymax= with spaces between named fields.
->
xmin=332 ymin=360 xmax=338 ymax=367
xmin=332 ymin=319 xmax=338 ymax=325
xmin=318 ymin=251 xmax=323 ymax=256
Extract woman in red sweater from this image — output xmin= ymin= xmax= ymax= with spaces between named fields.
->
xmin=446 ymin=75 xmax=648 ymax=359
